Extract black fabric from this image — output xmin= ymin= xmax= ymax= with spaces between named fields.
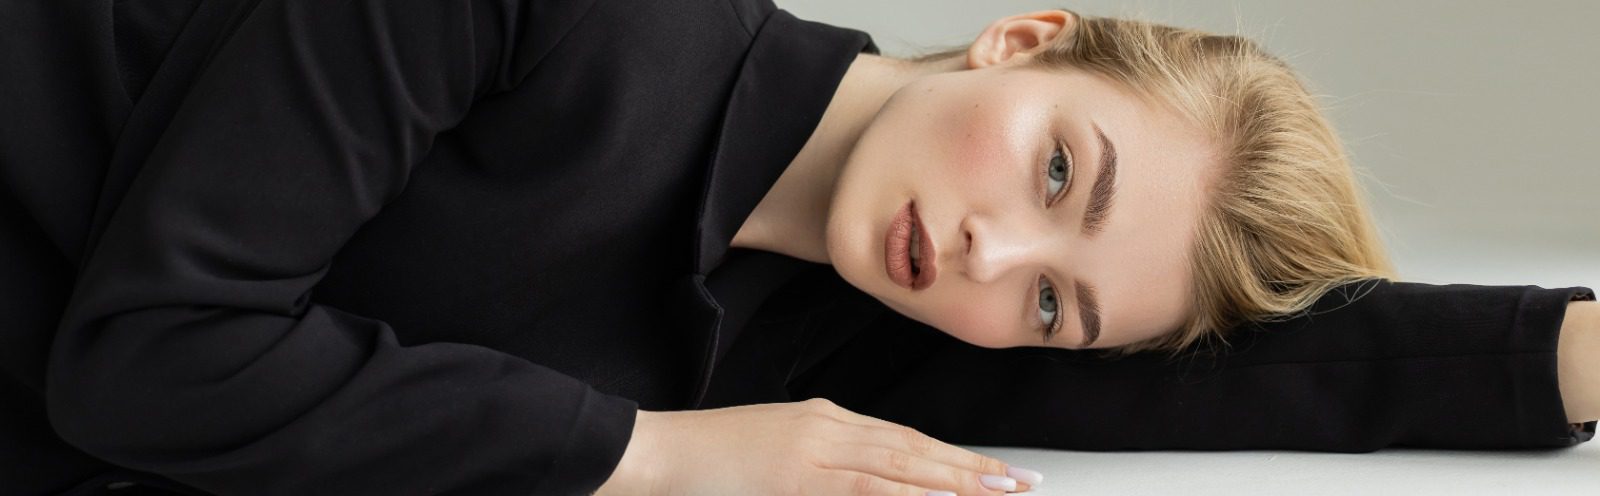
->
xmin=3 ymin=0 xmax=873 ymax=494
xmin=3 ymin=1 xmax=141 ymax=494
xmin=112 ymin=0 xmax=202 ymax=102
xmin=699 ymin=261 xmax=1599 ymax=452
xmin=2 ymin=0 xmax=1594 ymax=495
xmin=768 ymin=277 xmax=1598 ymax=452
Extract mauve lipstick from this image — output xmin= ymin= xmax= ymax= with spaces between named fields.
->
xmin=885 ymin=201 xmax=916 ymax=289
xmin=910 ymin=203 xmax=937 ymax=290
xmin=884 ymin=200 xmax=937 ymax=291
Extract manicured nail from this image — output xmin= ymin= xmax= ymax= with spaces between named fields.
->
xmin=926 ymin=491 xmax=957 ymax=496
xmin=1006 ymin=466 xmax=1044 ymax=486
xmin=979 ymin=474 xmax=1017 ymax=491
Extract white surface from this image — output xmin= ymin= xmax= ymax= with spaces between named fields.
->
xmin=962 ymin=442 xmax=1600 ymax=495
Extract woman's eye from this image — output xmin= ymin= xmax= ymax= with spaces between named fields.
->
xmin=1044 ymin=144 xmax=1072 ymax=204
xmin=1037 ymin=277 xmax=1060 ymax=339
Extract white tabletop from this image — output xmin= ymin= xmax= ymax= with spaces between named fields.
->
xmin=963 ymin=440 xmax=1600 ymax=495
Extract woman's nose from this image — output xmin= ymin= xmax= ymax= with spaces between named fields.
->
xmin=958 ymin=214 xmax=1048 ymax=284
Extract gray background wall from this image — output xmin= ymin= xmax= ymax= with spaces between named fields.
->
xmin=778 ymin=0 xmax=1598 ymax=289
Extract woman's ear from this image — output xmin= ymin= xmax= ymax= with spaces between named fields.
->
xmin=966 ymin=10 xmax=1076 ymax=69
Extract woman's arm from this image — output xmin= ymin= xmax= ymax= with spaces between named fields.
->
xmin=1559 ymin=300 xmax=1600 ymax=423
xmin=792 ymin=279 xmax=1597 ymax=452
xmin=45 ymin=1 xmax=635 ymax=494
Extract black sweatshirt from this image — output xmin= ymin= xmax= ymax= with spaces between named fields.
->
xmin=0 ymin=0 xmax=1592 ymax=495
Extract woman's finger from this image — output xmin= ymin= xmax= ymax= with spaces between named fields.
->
xmin=858 ymin=423 xmax=1007 ymax=473
xmin=821 ymin=443 xmax=1008 ymax=495
xmin=807 ymin=402 xmax=1000 ymax=471
xmin=803 ymin=399 xmax=1037 ymax=491
xmin=854 ymin=423 xmax=1037 ymax=492
xmin=818 ymin=469 xmax=950 ymax=496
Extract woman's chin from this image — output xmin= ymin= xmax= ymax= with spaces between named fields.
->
xmin=823 ymin=211 xmax=873 ymax=289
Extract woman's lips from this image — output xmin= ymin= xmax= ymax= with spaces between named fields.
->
xmin=912 ymin=204 xmax=937 ymax=290
xmin=885 ymin=202 xmax=915 ymax=289
xmin=884 ymin=200 xmax=938 ymax=291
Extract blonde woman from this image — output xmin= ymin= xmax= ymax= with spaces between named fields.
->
xmin=1 ymin=0 xmax=1594 ymax=495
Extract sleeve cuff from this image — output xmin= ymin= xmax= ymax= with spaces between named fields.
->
xmin=530 ymin=387 xmax=639 ymax=495
xmin=1562 ymin=288 xmax=1598 ymax=445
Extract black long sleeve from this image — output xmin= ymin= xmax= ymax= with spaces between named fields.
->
xmin=795 ymin=279 xmax=1597 ymax=452
xmin=46 ymin=1 xmax=637 ymax=494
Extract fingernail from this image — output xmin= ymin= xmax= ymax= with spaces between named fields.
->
xmin=979 ymin=474 xmax=1017 ymax=491
xmin=1006 ymin=466 xmax=1044 ymax=486
xmin=926 ymin=492 xmax=957 ymax=496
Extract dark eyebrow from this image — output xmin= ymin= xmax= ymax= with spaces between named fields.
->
xmin=1075 ymin=279 xmax=1101 ymax=347
xmin=1071 ymin=123 xmax=1114 ymax=347
xmin=1082 ymin=122 xmax=1117 ymax=237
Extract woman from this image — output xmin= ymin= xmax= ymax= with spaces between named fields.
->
xmin=1 ymin=0 xmax=1594 ymax=494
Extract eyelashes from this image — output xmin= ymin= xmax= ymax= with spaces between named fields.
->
xmin=1037 ymin=276 xmax=1061 ymax=342
xmin=1044 ymin=142 xmax=1072 ymax=205
xmin=1036 ymin=140 xmax=1073 ymax=342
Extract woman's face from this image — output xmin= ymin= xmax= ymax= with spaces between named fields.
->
xmin=825 ymin=60 xmax=1219 ymax=349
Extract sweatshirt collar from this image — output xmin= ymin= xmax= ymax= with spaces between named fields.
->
xmin=688 ymin=8 xmax=878 ymax=276
xmin=672 ymin=9 xmax=878 ymax=408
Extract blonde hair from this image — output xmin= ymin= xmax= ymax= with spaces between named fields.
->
xmin=919 ymin=9 xmax=1398 ymax=359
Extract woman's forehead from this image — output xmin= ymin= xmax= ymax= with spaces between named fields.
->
xmin=1066 ymin=78 xmax=1217 ymax=345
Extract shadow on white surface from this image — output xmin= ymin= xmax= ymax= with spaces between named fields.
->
xmin=962 ymin=441 xmax=1600 ymax=495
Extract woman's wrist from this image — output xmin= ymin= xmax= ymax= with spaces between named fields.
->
xmin=1557 ymin=300 xmax=1600 ymax=423
xmin=594 ymin=409 xmax=665 ymax=495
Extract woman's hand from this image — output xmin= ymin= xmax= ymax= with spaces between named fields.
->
xmin=1558 ymin=299 xmax=1600 ymax=423
xmin=595 ymin=398 xmax=1040 ymax=495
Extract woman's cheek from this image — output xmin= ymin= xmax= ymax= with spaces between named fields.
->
xmin=944 ymin=106 xmax=1043 ymax=211
xmin=946 ymin=106 xmax=1012 ymax=187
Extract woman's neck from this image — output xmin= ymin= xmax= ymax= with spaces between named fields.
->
xmin=729 ymin=53 xmax=961 ymax=264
